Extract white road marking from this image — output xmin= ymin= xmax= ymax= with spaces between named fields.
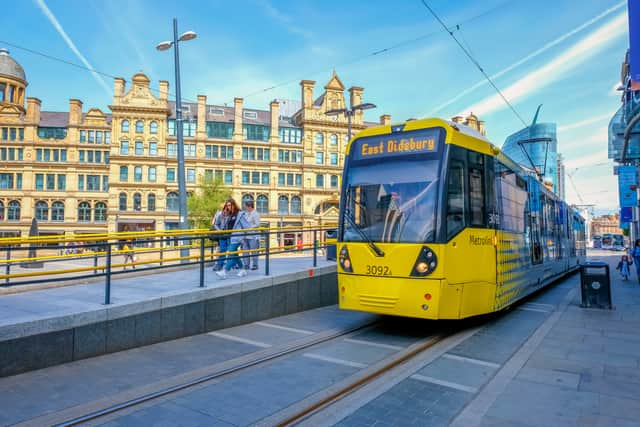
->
xmin=207 ymin=332 xmax=271 ymax=348
xmin=255 ymin=321 xmax=315 ymax=335
xmin=344 ymin=338 xmax=404 ymax=351
xmin=524 ymin=302 xmax=554 ymax=309
xmin=517 ymin=306 xmax=550 ymax=313
xmin=442 ymin=354 xmax=501 ymax=369
xmin=410 ymin=374 xmax=478 ymax=393
xmin=303 ymin=353 xmax=367 ymax=369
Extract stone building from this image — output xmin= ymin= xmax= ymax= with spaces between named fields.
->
xmin=0 ymin=50 xmax=388 ymax=246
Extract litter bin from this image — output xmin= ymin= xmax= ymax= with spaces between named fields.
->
xmin=580 ymin=261 xmax=612 ymax=309
xmin=325 ymin=229 xmax=337 ymax=261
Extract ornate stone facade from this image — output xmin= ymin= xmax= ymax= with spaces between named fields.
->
xmin=0 ymin=50 xmax=389 ymax=245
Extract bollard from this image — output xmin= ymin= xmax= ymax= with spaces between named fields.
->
xmin=104 ymin=244 xmax=112 ymax=305
xmin=313 ymin=230 xmax=317 ymax=267
xmin=93 ymin=253 xmax=99 ymax=275
xmin=4 ymin=246 xmax=10 ymax=286
xmin=265 ymin=230 xmax=270 ymax=276
xmin=199 ymin=237 xmax=205 ymax=288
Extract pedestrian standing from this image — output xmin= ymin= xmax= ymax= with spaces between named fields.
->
xmin=616 ymin=255 xmax=632 ymax=281
xmin=213 ymin=200 xmax=237 ymax=272
xmin=215 ymin=199 xmax=251 ymax=279
xmin=631 ymin=239 xmax=640 ymax=284
xmin=123 ymin=241 xmax=135 ymax=270
xmin=241 ymin=200 xmax=261 ymax=271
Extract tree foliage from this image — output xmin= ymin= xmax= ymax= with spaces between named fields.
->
xmin=187 ymin=175 xmax=231 ymax=229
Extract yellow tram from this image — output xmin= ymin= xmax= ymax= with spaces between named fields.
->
xmin=337 ymin=118 xmax=586 ymax=319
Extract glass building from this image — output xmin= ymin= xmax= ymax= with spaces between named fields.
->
xmin=502 ymin=107 xmax=559 ymax=195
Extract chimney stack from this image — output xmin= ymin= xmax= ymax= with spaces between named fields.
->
xmin=159 ymin=80 xmax=169 ymax=101
xmin=197 ymin=95 xmax=207 ymax=138
xmin=233 ymin=97 xmax=244 ymax=141
xmin=69 ymin=99 xmax=83 ymax=126
xmin=26 ymin=97 xmax=41 ymax=124
xmin=300 ymin=80 xmax=315 ymax=109
xmin=380 ymin=114 xmax=391 ymax=126
xmin=114 ymin=78 xmax=125 ymax=98
xmin=269 ymin=100 xmax=280 ymax=144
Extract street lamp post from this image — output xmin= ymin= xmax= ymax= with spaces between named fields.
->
xmin=157 ymin=19 xmax=196 ymax=262
xmin=325 ymin=102 xmax=377 ymax=142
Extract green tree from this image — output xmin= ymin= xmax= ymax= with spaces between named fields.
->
xmin=187 ymin=175 xmax=231 ymax=229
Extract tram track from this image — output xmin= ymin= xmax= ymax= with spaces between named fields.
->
xmin=48 ymin=318 xmax=380 ymax=427
xmin=271 ymin=331 xmax=452 ymax=427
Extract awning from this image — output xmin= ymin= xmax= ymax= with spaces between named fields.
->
xmin=117 ymin=219 xmax=156 ymax=224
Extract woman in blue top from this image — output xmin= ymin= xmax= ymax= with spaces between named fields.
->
xmin=631 ymin=239 xmax=640 ymax=283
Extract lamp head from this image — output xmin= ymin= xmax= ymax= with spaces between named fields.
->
xmin=179 ymin=31 xmax=197 ymax=42
xmin=325 ymin=108 xmax=346 ymax=116
xmin=156 ymin=41 xmax=173 ymax=51
xmin=352 ymin=103 xmax=377 ymax=111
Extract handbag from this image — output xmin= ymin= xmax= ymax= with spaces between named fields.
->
xmin=209 ymin=226 xmax=220 ymax=242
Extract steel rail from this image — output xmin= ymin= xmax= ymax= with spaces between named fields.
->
xmin=274 ymin=332 xmax=450 ymax=427
xmin=52 ymin=321 xmax=377 ymax=427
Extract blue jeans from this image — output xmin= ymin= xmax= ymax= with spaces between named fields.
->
xmin=224 ymin=242 xmax=244 ymax=272
xmin=215 ymin=238 xmax=229 ymax=270
xmin=634 ymin=256 xmax=640 ymax=279
xmin=243 ymin=238 xmax=259 ymax=269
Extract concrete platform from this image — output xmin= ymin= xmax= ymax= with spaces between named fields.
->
xmin=0 ymin=257 xmax=337 ymax=377
xmin=450 ymin=250 xmax=640 ymax=427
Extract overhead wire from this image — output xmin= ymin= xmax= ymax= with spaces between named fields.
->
xmin=1 ymin=1 xmax=516 ymax=107
xmin=0 ymin=39 xmax=203 ymax=107
xmin=240 ymin=0 xmax=517 ymax=99
xmin=419 ymin=0 xmax=528 ymax=127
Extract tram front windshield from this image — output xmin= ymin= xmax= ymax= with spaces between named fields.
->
xmin=343 ymin=159 xmax=440 ymax=243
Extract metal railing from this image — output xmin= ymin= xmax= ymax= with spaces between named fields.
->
xmin=0 ymin=226 xmax=337 ymax=304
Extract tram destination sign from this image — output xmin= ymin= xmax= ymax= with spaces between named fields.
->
xmin=351 ymin=128 xmax=442 ymax=161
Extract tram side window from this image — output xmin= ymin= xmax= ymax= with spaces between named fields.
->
xmin=446 ymin=158 xmax=466 ymax=239
xmin=468 ymin=151 xmax=485 ymax=227
xmin=495 ymin=162 xmax=527 ymax=233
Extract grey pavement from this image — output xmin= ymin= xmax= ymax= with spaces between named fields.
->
xmin=464 ymin=250 xmax=640 ymax=427
xmin=0 ymin=256 xmax=334 ymax=340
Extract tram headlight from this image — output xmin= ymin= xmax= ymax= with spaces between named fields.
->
xmin=339 ymin=246 xmax=353 ymax=273
xmin=410 ymin=246 xmax=438 ymax=277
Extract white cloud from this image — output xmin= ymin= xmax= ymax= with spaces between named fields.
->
xmin=260 ymin=0 xmax=312 ymax=39
xmin=427 ymin=1 xmax=626 ymax=117
xmin=557 ymin=113 xmax=613 ymax=132
xmin=458 ymin=11 xmax=627 ymax=117
xmin=34 ymin=0 xmax=111 ymax=96
xmin=564 ymin=150 xmax=610 ymax=170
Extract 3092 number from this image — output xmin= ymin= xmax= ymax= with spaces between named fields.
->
xmin=365 ymin=265 xmax=392 ymax=276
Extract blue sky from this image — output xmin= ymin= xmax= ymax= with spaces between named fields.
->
xmin=1 ymin=0 xmax=630 ymax=213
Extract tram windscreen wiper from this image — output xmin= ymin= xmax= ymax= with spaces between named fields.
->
xmin=344 ymin=208 xmax=385 ymax=257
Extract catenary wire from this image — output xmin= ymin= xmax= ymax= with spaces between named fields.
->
xmin=240 ymin=0 xmax=518 ymax=99
xmin=0 ymin=39 xmax=202 ymax=107
xmin=0 ymin=1 xmax=516 ymax=107
xmin=419 ymin=0 xmax=528 ymax=127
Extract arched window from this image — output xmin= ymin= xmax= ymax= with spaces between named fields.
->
xmin=95 ymin=202 xmax=107 ymax=222
xmin=119 ymin=166 xmax=128 ymax=181
xmin=51 ymin=201 xmax=65 ymax=221
xmin=7 ymin=200 xmax=20 ymax=220
xmin=167 ymin=192 xmax=179 ymax=212
xmin=78 ymin=202 xmax=91 ymax=222
xmin=149 ymin=121 xmax=158 ymax=134
xmin=242 ymin=194 xmax=254 ymax=209
xmin=119 ymin=193 xmax=127 ymax=211
xmin=291 ymin=196 xmax=301 ymax=214
xmin=121 ymin=120 xmax=129 ymax=132
xmin=135 ymin=120 xmax=144 ymax=133
xmin=278 ymin=195 xmax=289 ymax=215
xmin=0 ymin=201 xmax=4 ymax=221
xmin=35 ymin=201 xmax=49 ymax=221
xmin=134 ymin=166 xmax=142 ymax=182
xmin=147 ymin=193 xmax=156 ymax=212
xmin=133 ymin=193 xmax=142 ymax=211
xmin=330 ymin=134 xmax=338 ymax=145
xmin=315 ymin=132 xmax=324 ymax=145
xmin=257 ymin=194 xmax=268 ymax=214
xmin=331 ymin=175 xmax=339 ymax=188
